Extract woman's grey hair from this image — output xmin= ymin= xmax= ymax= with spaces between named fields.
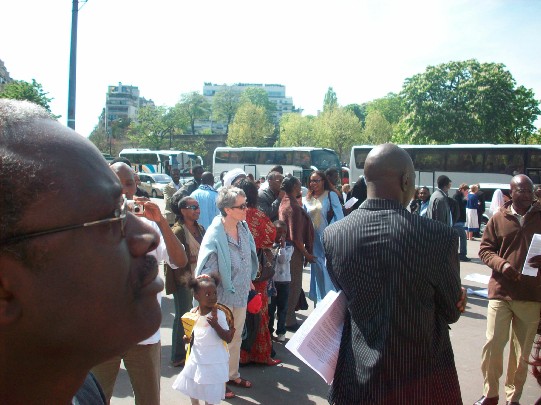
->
xmin=217 ymin=186 xmax=246 ymax=217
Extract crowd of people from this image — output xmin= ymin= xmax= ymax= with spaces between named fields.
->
xmin=2 ymin=99 xmax=541 ymax=405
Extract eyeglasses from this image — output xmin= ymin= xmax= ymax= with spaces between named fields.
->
xmin=1 ymin=197 xmax=127 ymax=246
xmin=181 ymin=205 xmax=200 ymax=210
xmin=230 ymin=203 xmax=248 ymax=210
xmin=309 ymin=179 xmax=322 ymax=183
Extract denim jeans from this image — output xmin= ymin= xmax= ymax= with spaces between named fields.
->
xmin=268 ymin=282 xmax=290 ymax=335
xmin=454 ymin=222 xmax=467 ymax=256
xmin=171 ymin=284 xmax=193 ymax=363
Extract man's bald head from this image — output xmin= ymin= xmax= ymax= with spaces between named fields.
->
xmin=110 ymin=162 xmax=136 ymax=199
xmin=364 ymin=143 xmax=416 ymax=207
xmin=201 ymin=172 xmax=215 ymax=185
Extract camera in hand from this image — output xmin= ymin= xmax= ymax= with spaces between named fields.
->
xmin=127 ymin=200 xmax=145 ymax=215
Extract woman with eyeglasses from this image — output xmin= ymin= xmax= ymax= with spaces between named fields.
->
xmin=236 ymin=178 xmax=283 ymax=367
xmin=195 ymin=186 xmax=258 ymax=399
xmin=304 ymin=170 xmax=344 ymax=304
xmin=165 ymin=196 xmax=206 ymax=368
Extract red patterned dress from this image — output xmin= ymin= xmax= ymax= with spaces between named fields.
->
xmin=240 ymin=207 xmax=277 ymax=364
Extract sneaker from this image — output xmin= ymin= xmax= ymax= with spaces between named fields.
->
xmin=460 ymin=255 xmax=471 ymax=262
xmin=277 ymin=334 xmax=286 ymax=342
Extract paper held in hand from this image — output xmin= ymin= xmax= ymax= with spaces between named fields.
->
xmin=285 ymin=290 xmax=347 ymax=384
xmin=343 ymin=197 xmax=358 ymax=210
xmin=523 ymin=233 xmax=541 ymax=276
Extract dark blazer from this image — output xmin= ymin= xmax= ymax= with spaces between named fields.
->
xmin=427 ymin=188 xmax=452 ymax=226
xmin=323 ymin=199 xmax=463 ymax=405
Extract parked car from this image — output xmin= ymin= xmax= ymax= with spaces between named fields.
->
xmin=137 ymin=173 xmax=172 ymax=198
xmin=478 ymin=182 xmax=511 ymax=235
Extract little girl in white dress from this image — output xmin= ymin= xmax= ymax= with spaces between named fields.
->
xmin=172 ymin=273 xmax=235 ymax=405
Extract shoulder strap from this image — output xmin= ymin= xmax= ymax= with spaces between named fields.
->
xmin=216 ymin=303 xmax=234 ymax=330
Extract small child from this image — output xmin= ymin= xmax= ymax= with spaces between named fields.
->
xmin=268 ymin=220 xmax=294 ymax=342
xmin=172 ymin=273 xmax=235 ymax=405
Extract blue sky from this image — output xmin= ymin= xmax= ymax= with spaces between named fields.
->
xmin=2 ymin=0 xmax=540 ymax=137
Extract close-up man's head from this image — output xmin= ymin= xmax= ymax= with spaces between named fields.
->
xmin=111 ymin=162 xmax=136 ymax=199
xmin=0 ymin=100 xmax=162 ymax=376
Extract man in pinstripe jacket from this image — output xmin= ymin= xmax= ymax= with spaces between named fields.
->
xmin=323 ymin=143 xmax=466 ymax=405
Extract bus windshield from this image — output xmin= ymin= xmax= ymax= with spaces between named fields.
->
xmin=311 ymin=149 xmax=342 ymax=171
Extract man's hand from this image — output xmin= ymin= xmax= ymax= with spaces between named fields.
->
xmin=141 ymin=201 xmax=165 ymax=223
xmin=456 ymin=287 xmax=467 ymax=313
xmin=502 ymin=263 xmax=522 ymax=281
xmin=528 ymin=255 xmax=541 ymax=269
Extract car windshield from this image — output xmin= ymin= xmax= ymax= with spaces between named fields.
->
xmin=152 ymin=174 xmax=172 ymax=183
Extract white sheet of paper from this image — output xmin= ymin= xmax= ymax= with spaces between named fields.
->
xmin=285 ymin=290 xmax=347 ymax=384
xmin=522 ymin=233 xmax=541 ymax=276
xmin=464 ymin=273 xmax=490 ymax=285
xmin=466 ymin=287 xmax=489 ymax=298
xmin=344 ymin=197 xmax=358 ymax=210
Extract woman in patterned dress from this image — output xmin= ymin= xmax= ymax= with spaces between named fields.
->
xmin=237 ymin=179 xmax=282 ymax=366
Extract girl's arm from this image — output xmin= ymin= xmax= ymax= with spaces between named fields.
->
xmin=207 ymin=308 xmax=235 ymax=343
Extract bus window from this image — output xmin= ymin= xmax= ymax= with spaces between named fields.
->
xmin=527 ymin=149 xmax=541 ymax=169
xmin=447 ymin=150 xmax=483 ymax=172
xmin=243 ymin=151 xmax=256 ymax=164
xmin=413 ymin=150 xmax=445 ymax=171
xmin=259 ymin=150 xmax=275 ymax=164
xmin=354 ymin=149 xmax=370 ymax=169
xmin=485 ymin=149 xmax=524 ymax=175
xmin=215 ymin=151 xmax=229 ymax=163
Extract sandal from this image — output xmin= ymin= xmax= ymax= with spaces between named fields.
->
xmin=225 ymin=387 xmax=236 ymax=399
xmin=266 ymin=358 xmax=282 ymax=366
xmin=227 ymin=377 xmax=252 ymax=388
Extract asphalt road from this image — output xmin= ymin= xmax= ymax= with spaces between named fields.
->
xmin=110 ymin=201 xmax=539 ymax=404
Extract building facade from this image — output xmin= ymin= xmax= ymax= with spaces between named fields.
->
xmin=104 ymin=82 xmax=154 ymax=133
xmin=0 ymin=59 xmax=13 ymax=92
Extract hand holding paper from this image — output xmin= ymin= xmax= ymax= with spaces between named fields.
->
xmin=522 ymin=234 xmax=541 ymax=276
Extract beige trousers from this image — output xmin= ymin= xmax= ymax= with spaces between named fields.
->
xmin=481 ymin=299 xmax=541 ymax=402
xmin=91 ymin=342 xmax=161 ymax=405
xmin=286 ymin=248 xmax=304 ymax=327
xmin=225 ymin=304 xmax=247 ymax=381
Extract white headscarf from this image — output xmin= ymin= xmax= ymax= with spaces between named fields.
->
xmin=489 ymin=189 xmax=505 ymax=214
xmin=223 ymin=168 xmax=246 ymax=187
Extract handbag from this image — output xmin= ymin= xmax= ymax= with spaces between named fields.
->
xmin=254 ymin=248 xmax=277 ymax=282
xmin=326 ymin=191 xmax=335 ymax=224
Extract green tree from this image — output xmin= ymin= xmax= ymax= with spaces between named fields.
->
xmin=227 ymin=103 xmax=274 ymax=147
xmin=344 ymin=103 xmax=367 ymax=127
xmin=365 ymin=93 xmax=403 ymax=125
xmin=178 ymin=92 xmax=211 ymax=135
xmin=323 ymin=86 xmax=338 ymax=112
xmin=212 ymin=86 xmax=240 ymax=134
xmin=0 ymin=79 xmax=57 ymax=116
xmin=313 ymin=107 xmax=363 ymax=162
xmin=278 ymin=113 xmax=315 ymax=147
xmin=501 ymin=86 xmax=541 ymax=144
xmin=363 ymin=110 xmax=393 ymax=145
xmin=400 ymin=59 xmax=540 ymax=144
xmin=127 ymin=105 xmax=186 ymax=149
xmin=239 ymin=87 xmax=275 ymax=122
xmin=88 ymin=125 xmax=109 ymax=153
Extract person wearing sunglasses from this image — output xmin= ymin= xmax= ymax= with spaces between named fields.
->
xmin=165 ymin=195 xmax=206 ymax=368
xmin=195 ymin=186 xmax=258 ymax=399
xmin=0 ymin=99 xmax=174 ymax=403
xmin=92 ymin=162 xmax=187 ymax=405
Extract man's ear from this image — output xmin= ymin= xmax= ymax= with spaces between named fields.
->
xmin=0 ymin=256 xmax=23 ymax=326
xmin=400 ymin=172 xmax=409 ymax=192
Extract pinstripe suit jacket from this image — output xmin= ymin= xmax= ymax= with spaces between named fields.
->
xmin=323 ymin=198 xmax=462 ymax=405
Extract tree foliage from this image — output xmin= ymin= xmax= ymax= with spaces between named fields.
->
xmin=323 ymin=86 xmax=338 ymax=112
xmin=365 ymin=93 xmax=403 ymax=125
xmin=401 ymin=60 xmax=540 ymax=144
xmin=227 ymin=103 xmax=274 ymax=147
xmin=178 ymin=92 xmax=210 ymax=135
xmin=0 ymin=79 xmax=57 ymax=116
xmin=212 ymin=86 xmax=240 ymax=135
xmin=88 ymin=125 xmax=109 ymax=153
xmin=239 ymin=87 xmax=275 ymax=122
xmin=363 ymin=110 xmax=393 ymax=145
xmin=278 ymin=113 xmax=315 ymax=147
xmin=344 ymin=103 xmax=367 ymax=127
xmin=313 ymin=107 xmax=363 ymax=162
xmin=127 ymin=105 xmax=186 ymax=149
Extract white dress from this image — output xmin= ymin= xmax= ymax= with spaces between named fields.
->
xmin=172 ymin=309 xmax=230 ymax=404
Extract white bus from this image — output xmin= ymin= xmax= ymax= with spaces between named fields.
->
xmin=119 ymin=148 xmax=203 ymax=177
xmin=213 ymin=147 xmax=342 ymax=185
xmin=350 ymin=144 xmax=541 ymax=189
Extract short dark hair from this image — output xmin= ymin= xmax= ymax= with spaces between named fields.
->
xmin=437 ymin=175 xmax=452 ymax=189
xmin=192 ymin=165 xmax=204 ymax=174
xmin=270 ymin=165 xmax=283 ymax=174
xmin=188 ymin=272 xmax=221 ymax=293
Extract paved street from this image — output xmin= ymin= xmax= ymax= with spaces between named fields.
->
xmin=110 ymin=201 xmax=539 ymax=404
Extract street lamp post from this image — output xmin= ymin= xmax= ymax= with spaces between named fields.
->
xmin=67 ymin=0 xmax=78 ymax=130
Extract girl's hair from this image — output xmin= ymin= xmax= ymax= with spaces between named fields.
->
xmin=307 ymin=170 xmax=332 ymax=199
xmin=281 ymin=176 xmax=300 ymax=194
xmin=237 ymin=178 xmax=258 ymax=208
xmin=188 ymin=272 xmax=221 ymax=293
xmin=171 ymin=196 xmax=194 ymax=221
